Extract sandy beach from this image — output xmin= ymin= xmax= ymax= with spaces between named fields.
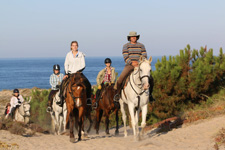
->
xmin=0 ymin=115 xmax=225 ymax=150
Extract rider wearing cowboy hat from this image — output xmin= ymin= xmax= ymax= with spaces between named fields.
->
xmin=9 ymin=89 xmax=24 ymax=119
xmin=114 ymin=31 xmax=155 ymax=102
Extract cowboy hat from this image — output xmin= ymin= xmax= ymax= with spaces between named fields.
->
xmin=127 ymin=31 xmax=140 ymax=41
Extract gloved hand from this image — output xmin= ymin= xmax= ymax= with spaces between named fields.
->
xmin=98 ymin=85 xmax=102 ymax=90
xmin=18 ymin=101 xmax=21 ymax=104
xmin=56 ymin=85 xmax=60 ymax=89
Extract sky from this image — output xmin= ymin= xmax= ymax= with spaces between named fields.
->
xmin=0 ymin=0 xmax=225 ymax=58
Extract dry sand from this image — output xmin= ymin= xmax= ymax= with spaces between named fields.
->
xmin=1 ymin=89 xmax=225 ymax=150
xmin=0 ymin=115 xmax=225 ymax=150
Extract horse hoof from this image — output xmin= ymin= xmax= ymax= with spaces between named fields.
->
xmin=96 ymin=131 xmax=99 ymax=135
xmin=70 ymin=138 xmax=75 ymax=143
xmin=78 ymin=138 xmax=81 ymax=141
xmin=115 ymin=130 xmax=119 ymax=135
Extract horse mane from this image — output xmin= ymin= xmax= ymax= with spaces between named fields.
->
xmin=70 ymin=73 xmax=86 ymax=89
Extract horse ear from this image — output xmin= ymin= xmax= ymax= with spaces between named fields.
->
xmin=148 ymin=56 xmax=152 ymax=64
xmin=139 ymin=56 xmax=144 ymax=62
xmin=80 ymin=78 xmax=84 ymax=83
xmin=28 ymin=96 xmax=31 ymax=103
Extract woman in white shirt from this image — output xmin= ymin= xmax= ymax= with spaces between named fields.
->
xmin=58 ymin=41 xmax=92 ymax=106
xmin=9 ymin=89 xmax=24 ymax=118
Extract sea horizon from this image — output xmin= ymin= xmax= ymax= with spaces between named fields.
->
xmin=0 ymin=56 xmax=161 ymax=91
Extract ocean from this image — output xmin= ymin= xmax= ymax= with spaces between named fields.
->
xmin=0 ymin=56 xmax=160 ymax=91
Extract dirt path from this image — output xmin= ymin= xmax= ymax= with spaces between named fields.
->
xmin=1 ymin=115 xmax=225 ymax=150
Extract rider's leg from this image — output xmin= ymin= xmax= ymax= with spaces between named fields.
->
xmin=57 ymin=78 xmax=68 ymax=106
xmin=81 ymin=73 xmax=92 ymax=105
xmin=149 ymin=74 xmax=155 ymax=103
xmin=93 ymin=89 xmax=101 ymax=108
xmin=114 ymin=64 xmax=134 ymax=101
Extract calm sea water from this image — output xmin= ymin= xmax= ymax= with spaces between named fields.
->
xmin=0 ymin=56 xmax=161 ymax=91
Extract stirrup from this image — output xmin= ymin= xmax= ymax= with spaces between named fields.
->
xmin=87 ymin=98 xmax=92 ymax=106
xmin=46 ymin=107 xmax=52 ymax=112
xmin=93 ymin=102 xmax=98 ymax=109
xmin=113 ymin=94 xmax=120 ymax=102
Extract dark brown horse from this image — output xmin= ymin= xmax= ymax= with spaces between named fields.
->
xmin=65 ymin=73 xmax=89 ymax=142
xmin=95 ymin=83 xmax=120 ymax=135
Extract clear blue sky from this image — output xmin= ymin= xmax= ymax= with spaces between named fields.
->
xmin=0 ymin=0 xmax=224 ymax=58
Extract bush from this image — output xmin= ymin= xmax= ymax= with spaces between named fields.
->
xmin=30 ymin=89 xmax=51 ymax=130
xmin=149 ymin=45 xmax=225 ymax=123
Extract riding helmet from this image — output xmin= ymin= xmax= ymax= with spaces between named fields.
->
xmin=13 ymin=89 xmax=19 ymax=93
xmin=104 ymin=58 xmax=112 ymax=64
xmin=53 ymin=64 xmax=60 ymax=70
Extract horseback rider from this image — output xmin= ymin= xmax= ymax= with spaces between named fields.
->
xmin=47 ymin=64 xmax=65 ymax=111
xmin=93 ymin=58 xmax=116 ymax=108
xmin=58 ymin=41 xmax=92 ymax=106
xmin=9 ymin=89 xmax=24 ymax=119
xmin=114 ymin=31 xmax=155 ymax=102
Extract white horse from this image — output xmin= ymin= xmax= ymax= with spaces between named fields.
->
xmin=49 ymin=91 xmax=67 ymax=135
xmin=119 ymin=56 xmax=152 ymax=140
xmin=14 ymin=98 xmax=31 ymax=124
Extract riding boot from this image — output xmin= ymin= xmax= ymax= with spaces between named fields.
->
xmin=149 ymin=75 xmax=155 ymax=103
xmin=113 ymin=82 xmax=122 ymax=102
xmin=93 ymin=89 xmax=101 ymax=109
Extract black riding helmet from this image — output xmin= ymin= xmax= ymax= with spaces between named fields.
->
xmin=104 ymin=58 xmax=112 ymax=64
xmin=53 ymin=64 xmax=60 ymax=75
xmin=13 ymin=89 xmax=19 ymax=93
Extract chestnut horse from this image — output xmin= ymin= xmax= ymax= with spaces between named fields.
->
xmin=95 ymin=83 xmax=120 ymax=135
xmin=65 ymin=72 xmax=91 ymax=142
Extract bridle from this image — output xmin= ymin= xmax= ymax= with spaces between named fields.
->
xmin=129 ymin=61 xmax=151 ymax=110
xmin=69 ymin=83 xmax=86 ymax=104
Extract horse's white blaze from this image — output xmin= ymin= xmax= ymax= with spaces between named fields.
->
xmin=77 ymin=86 xmax=80 ymax=90
xmin=120 ymin=57 xmax=151 ymax=139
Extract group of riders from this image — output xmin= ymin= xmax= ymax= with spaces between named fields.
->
xmin=5 ymin=31 xmax=155 ymax=119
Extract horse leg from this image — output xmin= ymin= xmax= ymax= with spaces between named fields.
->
xmin=115 ymin=110 xmax=119 ymax=135
xmin=55 ymin=111 xmax=60 ymax=135
xmin=120 ymin=101 xmax=127 ymax=137
xmin=78 ymin=107 xmax=84 ymax=141
xmin=69 ymin=112 xmax=75 ymax=142
xmin=140 ymin=104 xmax=147 ymax=136
xmin=62 ymin=106 xmax=67 ymax=133
xmin=128 ymin=104 xmax=137 ymax=137
xmin=87 ymin=111 xmax=93 ymax=133
xmin=96 ymin=109 xmax=103 ymax=135
xmin=105 ymin=111 xmax=110 ymax=135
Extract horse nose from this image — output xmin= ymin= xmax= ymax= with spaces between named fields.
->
xmin=143 ymin=84 xmax=149 ymax=90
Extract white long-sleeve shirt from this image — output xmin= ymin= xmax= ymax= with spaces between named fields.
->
xmin=10 ymin=95 xmax=24 ymax=112
xmin=64 ymin=51 xmax=86 ymax=74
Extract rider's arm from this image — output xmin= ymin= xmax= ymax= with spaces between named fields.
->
xmin=19 ymin=95 xmax=24 ymax=103
xmin=122 ymin=44 xmax=132 ymax=65
xmin=64 ymin=53 xmax=70 ymax=74
xmin=79 ymin=52 xmax=86 ymax=71
xmin=111 ymin=68 xmax=116 ymax=83
xmin=50 ymin=74 xmax=57 ymax=89
xmin=96 ymin=69 xmax=104 ymax=85
xmin=141 ymin=44 xmax=147 ymax=59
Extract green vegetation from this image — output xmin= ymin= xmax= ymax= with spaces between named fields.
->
xmin=30 ymin=89 xmax=51 ymax=130
xmin=148 ymin=45 xmax=225 ymax=125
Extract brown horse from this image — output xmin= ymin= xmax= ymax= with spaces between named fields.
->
xmin=95 ymin=83 xmax=120 ymax=135
xmin=65 ymin=72 xmax=89 ymax=142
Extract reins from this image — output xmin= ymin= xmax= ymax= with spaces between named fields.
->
xmin=129 ymin=62 xmax=150 ymax=111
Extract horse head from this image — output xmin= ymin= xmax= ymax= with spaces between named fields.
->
xmin=19 ymin=101 xmax=31 ymax=117
xmin=70 ymin=75 xmax=87 ymax=107
xmin=137 ymin=56 xmax=152 ymax=90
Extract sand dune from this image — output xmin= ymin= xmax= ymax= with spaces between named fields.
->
xmin=1 ymin=115 xmax=225 ymax=150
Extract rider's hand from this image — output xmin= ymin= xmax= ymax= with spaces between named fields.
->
xmin=63 ymin=75 xmax=68 ymax=80
xmin=56 ymin=85 xmax=60 ymax=89
xmin=131 ymin=61 xmax=139 ymax=67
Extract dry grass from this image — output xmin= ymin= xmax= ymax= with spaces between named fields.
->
xmin=0 ymin=141 xmax=19 ymax=150
xmin=214 ymin=128 xmax=225 ymax=150
xmin=181 ymin=89 xmax=225 ymax=124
